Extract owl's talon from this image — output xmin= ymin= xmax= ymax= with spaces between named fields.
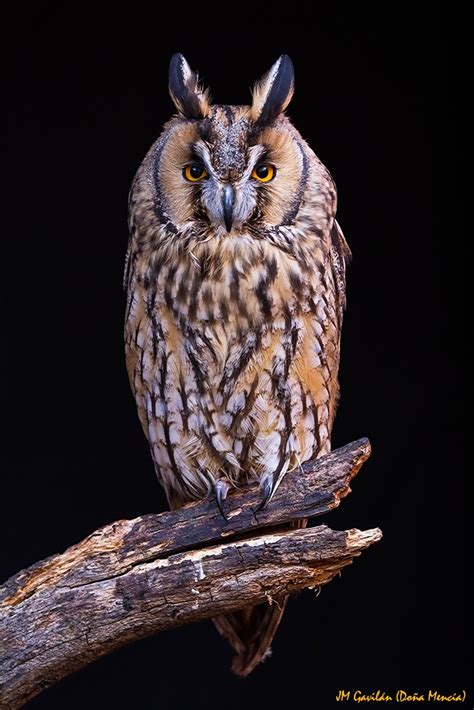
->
xmin=256 ymin=478 xmax=274 ymax=511
xmin=215 ymin=479 xmax=231 ymax=521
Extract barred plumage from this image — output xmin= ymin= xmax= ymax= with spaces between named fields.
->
xmin=124 ymin=53 xmax=350 ymax=675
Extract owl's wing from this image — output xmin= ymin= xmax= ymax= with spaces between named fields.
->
xmin=123 ymin=241 xmax=132 ymax=291
xmin=330 ymin=219 xmax=351 ymax=321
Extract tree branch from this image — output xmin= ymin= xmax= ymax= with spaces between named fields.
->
xmin=0 ymin=439 xmax=381 ymax=708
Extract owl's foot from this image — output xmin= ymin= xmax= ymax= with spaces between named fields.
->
xmin=214 ymin=479 xmax=231 ymax=521
xmin=257 ymin=462 xmax=292 ymax=511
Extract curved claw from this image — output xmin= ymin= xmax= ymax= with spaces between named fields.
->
xmin=256 ymin=477 xmax=274 ymax=511
xmin=214 ymin=479 xmax=231 ymax=521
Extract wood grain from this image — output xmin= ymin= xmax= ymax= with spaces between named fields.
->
xmin=0 ymin=439 xmax=380 ymax=708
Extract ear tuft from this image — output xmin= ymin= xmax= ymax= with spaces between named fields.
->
xmin=169 ymin=53 xmax=211 ymax=120
xmin=251 ymin=55 xmax=295 ymax=124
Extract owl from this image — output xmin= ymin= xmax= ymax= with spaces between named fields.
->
xmin=124 ymin=53 xmax=350 ymax=675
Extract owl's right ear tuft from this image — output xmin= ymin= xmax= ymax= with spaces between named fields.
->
xmin=169 ymin=53 xmax=211 ymax=120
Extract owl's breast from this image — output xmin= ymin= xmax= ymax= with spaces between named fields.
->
xmin=147 ymin=234 xmax=332 ymax=329
xmin=125 ymin=231 xmax=341 ymax=504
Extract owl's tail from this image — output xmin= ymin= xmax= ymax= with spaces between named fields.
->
xmin=213 ymin=595 xmax=289 ymax=676
xmin=212 ymin=518 xmax=306 ymax=676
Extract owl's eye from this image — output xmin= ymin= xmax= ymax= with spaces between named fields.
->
xmin=183 ymin=164 xmax=208 ymax=182
xmin=251 ymin=164 xmax=276 ymax=183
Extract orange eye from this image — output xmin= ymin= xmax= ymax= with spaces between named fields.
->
xmin=183 ymin=164 xmax=208 ymax=182
xmin=251 ymin=164 xmax=276 ymax=182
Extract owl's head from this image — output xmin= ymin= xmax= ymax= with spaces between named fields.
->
xmin=132 ymin=54 xmax=335 ymax=243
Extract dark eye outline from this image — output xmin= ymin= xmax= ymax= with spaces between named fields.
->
xmin=251 ymin=163 xmax=276 ymax=183
xmin=183 ymin=163 xmax=208 ymax=182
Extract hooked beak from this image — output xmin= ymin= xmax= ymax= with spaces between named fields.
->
xmin=222 ymin=184 xmax=235 ymax=233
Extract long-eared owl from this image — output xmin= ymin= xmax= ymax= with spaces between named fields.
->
xmin=124 ymin=53 xmax=350 ymax=676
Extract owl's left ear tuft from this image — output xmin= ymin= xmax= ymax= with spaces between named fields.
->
xmin=168 ymin=53 xmax=211 ymax=120
xmin=251 ymin=54 xmax=295 ymax=124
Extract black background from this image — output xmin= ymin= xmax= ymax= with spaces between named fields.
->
xmin=2 ymin=3 xmax=468 ymax=708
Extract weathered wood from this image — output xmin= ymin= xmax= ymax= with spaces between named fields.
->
xmin=0 ymin=526 xmax=381 ymax=708
xmin=0 ymin=439 xmax=379 ymax=708
xmin=0 ymin=438 xmax=370 ymax=607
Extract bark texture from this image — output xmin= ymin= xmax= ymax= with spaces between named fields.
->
xmin=0 ymin=438 xmax=381 ymax=708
